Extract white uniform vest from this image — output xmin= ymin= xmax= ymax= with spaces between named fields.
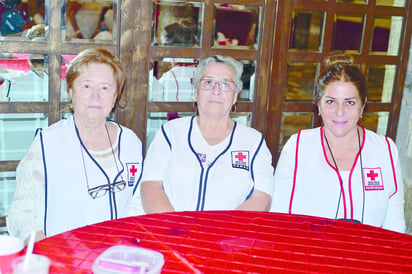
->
xmin=160 ymin=116 xmax=274 ymax=211
xmin=39 ymin=116 xmax=143 ymax=236
xmin=272 ymin=126 xmax=405 ymax=232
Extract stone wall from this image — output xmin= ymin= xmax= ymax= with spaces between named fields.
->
xmin=397 ymin=45 xmax=412 ymax=234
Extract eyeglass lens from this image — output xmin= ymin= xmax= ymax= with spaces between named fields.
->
xmin=200 ymin=79 xmax=235 ymax=92
xmin=88 ymin=180 xmax=126 ymax=199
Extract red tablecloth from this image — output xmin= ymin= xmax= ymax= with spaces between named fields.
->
xmin=33 ymin=211 xmax=412 ymax=273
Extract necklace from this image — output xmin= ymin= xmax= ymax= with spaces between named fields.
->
xmin=323 ymin=127 xmax=364 ymax=223
xmin=79 ymin=123 xmax=126 ymax=199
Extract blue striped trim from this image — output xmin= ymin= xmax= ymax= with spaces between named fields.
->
xmin=39 ymin=129 xmax=48 ymax=236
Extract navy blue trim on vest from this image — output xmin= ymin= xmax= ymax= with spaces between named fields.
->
xmin=161 ymin=125 xmax=172 ymax=149
xmin=187 ymin=116 xmax=205 ymax=210
xmin=110 ymin=120 xmax=124 ymax=217
xmin=132 ymin=141 xmax=145 ymax=195
xmin=74 ymin=120 xmax=116 ymax=219
xmin=245 ymin=134 xmax=264 ymax=200
xmin=39 ymin=129 xmax=48 ymax=236
xmin=188 ymin=116 xmax=238 ymax=211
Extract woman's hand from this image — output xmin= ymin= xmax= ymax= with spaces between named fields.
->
xmin=236 ymin=190 xmax=272 ymax=211
xmin=140 ymin=181 xmax=175 ymax=214
xmin=24 ymin=231 xmax=45 ymax=245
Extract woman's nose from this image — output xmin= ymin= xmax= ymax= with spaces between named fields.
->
xmin=336 ymin=103 xmax=345 ymax=116
xmin=90 ymin=87 xmax=100 ymax=99
xmin=212 ymin=82 xmax=222 ymax=94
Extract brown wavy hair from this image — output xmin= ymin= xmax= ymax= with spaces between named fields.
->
xmin=314 ymin=55 xmax=366 ymax=104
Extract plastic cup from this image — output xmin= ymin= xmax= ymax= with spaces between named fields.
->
xmin=11 ymin=254 xmax=50 ymax=274
xmin=0 ymin=235 xmax=24 ymax=274
xmin=93 ymin=245 xmax=164 ymax=274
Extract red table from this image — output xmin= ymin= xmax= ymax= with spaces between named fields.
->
xmin=33 ymin=211 xmax=412 ymax=273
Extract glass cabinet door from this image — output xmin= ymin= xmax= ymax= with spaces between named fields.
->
xmin=146 ymin=1 xmax=267 ymax=148
xmin=266 ymin=0 xmax=411 ymax=159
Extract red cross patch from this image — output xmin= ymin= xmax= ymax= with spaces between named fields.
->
xmin=126 ymin=163 xmax=140 ymax=187
xmin=231 ymin=151 xmax=249 ymax=170
xmin=363 ymin=167 xmax=384 ymax=191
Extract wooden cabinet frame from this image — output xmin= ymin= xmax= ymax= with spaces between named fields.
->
xmin=0 ymin=0 xmax=411 ymax=179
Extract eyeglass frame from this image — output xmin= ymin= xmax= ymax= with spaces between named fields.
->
xmin=88 ymin=180 xmax=126 ymax=199
xmin=198 ymin=78 xmax=236 ymax=92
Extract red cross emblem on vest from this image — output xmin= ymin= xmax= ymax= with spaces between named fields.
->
xmin=126 ymin=163 xmax=140 ymax=187
xmin=129 ymin=165 xmax=138 ymax=176
xmin=363 ymin=168 xmax=384 ymax=191
xmin=235 ymin=152 xmax=247 ymax=162
xmin=231 ymin=151 xmax=249 ymax=170
xmin=366 ymin=170 xmax=379 ymax=181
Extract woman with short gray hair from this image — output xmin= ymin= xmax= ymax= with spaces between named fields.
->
xmin=138 ymin=55 xmax=274 ymax=214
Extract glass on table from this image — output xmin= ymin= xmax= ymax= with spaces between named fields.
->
xmin=12 ymin=254 xmax=50 ymax=274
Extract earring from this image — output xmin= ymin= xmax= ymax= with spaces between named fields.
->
xmin=231 ymin=104 xmax=237 ymax=113
xmin=68 ymin=101 xmax=74 ymax=112
xmin=193 ymin=101 xmax=198 ymax=116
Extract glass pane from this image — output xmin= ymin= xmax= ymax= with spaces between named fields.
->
xmin=285 ymin=62 xmax=317 ymax=101
xmin=61 ymin=54 xmax=75 ymax=102
xmin=290 ymin=10 xmax=324 ymax=52
xmin=0 ymin=113 xmax=48 ymax=161
xmin=0 ymin=172 xmax=15 ymax=221
xmin=376 ymin=0 xmax=405 ymax=7
xmin=146 ymin=112 xmax=252 ymax=149
xmin=366 ymin=64 xmax=396 ymax=103
xmin=146 ymin=112 xmax=192 ymax=149
xmin=153 ymin=58 xmax=198 ymax=102
xmin=151 ymin=58 xmax=255 ymax=102
xmin=360 ymin=112 xmax=389 ymax=135
xmin=213 ymin=4 xmax=260 ymax=49
xmin=238 ymin=61 xmax=256 ymax=102
xmin=0 ymin=0 xmax=46 ymax=38
xmin=332 ymin=14 xmax=364 ymax=53
xmin=0 ymin=53 xmax=48 ymax=102
xmin=152 ymin=1 xmax=202 ymax=47
xmin=371 ymin=16 xmax=402 ymax=56
xmin=64 ymin=0 xmax=116 ymax=41
xmin=279 ymin=112 xmax=313 ymax=151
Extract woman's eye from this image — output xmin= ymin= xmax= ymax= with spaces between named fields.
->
xmin=326 ymin=99 xmax=334 ymax=105
xmin=220 ymin=82 xmax=227 ymax=88
xmin=346 ymin=101 xmax=356 ymax=106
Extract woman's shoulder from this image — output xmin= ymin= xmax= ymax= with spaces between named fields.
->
xmin=163 ymin=116 xmax=192 ymax=129
xmin=234 ymin=121 xmax=263 ymax=138
xmin=41 ymin=116 xmax=74 ymax=135
xmin=112 ymin=121 xmax=142 ymax=144
xmin=289 ymin=127 xmax=321 ymax=141
xmin=363 ymin=127 xmax=396 ymax=147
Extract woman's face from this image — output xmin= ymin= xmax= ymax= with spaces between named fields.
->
xmin=195 ymin=63 xmax=238 ymax=118
xmin=318 ymin=80 xmax=365 ymax=138
xmin=69 ymin=63 xmax=117 ymax=123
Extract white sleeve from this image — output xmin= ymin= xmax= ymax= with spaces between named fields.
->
xmin=141 ymin=126 xmax=171 ymax=183
xmin=252 ymin=138 xmax=274 ymax=196
xmin=126 ymin=186 xmax=145 ymax=216
xmin=7 ymin=135 xmax=45 ymax=241
xmin=270 ymin=134 xmax=298 ymax=213
xmin=382 ymin=138 xmax=406 ymax=233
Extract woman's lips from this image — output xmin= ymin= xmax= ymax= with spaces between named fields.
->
xmin=333 ymin=120 xmax=347 ymax=126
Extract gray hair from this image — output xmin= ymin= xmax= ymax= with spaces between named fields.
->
xmin=192 ymin=55 xmax=243 ymax=93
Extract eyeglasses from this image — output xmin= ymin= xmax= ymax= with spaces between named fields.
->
xmin=88 ymin=180 xmax=126 ymax=199
xmin=199 ymin=79 xmax=236 ymax=92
